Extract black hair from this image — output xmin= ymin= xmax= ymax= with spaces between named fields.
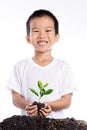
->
xmin=26 ymin=9 xmax=59 ymax=35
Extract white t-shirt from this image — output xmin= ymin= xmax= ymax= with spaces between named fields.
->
xmin=6 ymin=58 xmax=76 ymax=119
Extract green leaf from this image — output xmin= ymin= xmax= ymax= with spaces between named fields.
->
xmin=38 ymin=80 xmax=43 ymax=90
xmin=44 ymin=89 xmax=53 ymax=95
xmin=40 ymin=89 xmax=45 ymax=97
xmin=29 ymin=80 xmax=54 ymax=102
xmin=43 ymin=83 xmax=48 ymax=88
xmin=29 ymin=88 xmax=39 ymax=97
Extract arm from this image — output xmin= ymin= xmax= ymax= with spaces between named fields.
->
xmin=12 ymin=90 xmax=31 ymax=110
xmin=12 ymin=90 xmax=38 ymax=116
xmin=45 ymin=93 xmax=72 ymax=111
xmin=40 ymin=93 xmax=72 ymax=116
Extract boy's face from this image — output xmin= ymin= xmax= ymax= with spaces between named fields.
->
xmin=26 ymin=15 xmax=59 ymax=53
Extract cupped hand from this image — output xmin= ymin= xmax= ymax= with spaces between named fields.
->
xmin=25 ymin=104 xmax=38 ymax=116
xmin=39 ymin=104 xmax=52 ymax=117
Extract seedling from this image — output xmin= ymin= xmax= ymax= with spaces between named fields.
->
xmin=29 ymin=80 xmax=53 ymax=115
xmin=29 ymin=80 xmax=53 ymax=102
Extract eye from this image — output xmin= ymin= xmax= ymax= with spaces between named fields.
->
xmin=32 ymin=30 xmax=39 ymax=32
xmin=46 ymin=29 xmax=52 ymax=32
xmin=32 ymin=28 xmax=39 ymax=32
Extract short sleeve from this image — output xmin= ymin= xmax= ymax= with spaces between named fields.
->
xmin=61 ymin=62 xmax=76 ymax=96
xmin=6 ymin=63 xmax=22 ymax=94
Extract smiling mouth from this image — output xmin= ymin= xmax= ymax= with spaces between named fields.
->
xmin=38 ymin=41 xmax=48 ymax=45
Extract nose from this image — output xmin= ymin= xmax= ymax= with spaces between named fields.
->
xmin=39 ymin=31 xmax=46 ymax=39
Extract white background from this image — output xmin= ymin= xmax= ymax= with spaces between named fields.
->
xmin=0 ymin=0 xmax=87 ymax=122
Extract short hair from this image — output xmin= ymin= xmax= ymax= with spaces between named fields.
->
xmin=26 ymin=9 xmax=59 ymax=35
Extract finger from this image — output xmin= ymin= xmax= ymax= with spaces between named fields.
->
xmin=25 ymin=104 xmax=31 ymax=110
xmin=27 ymin=110 xmax=38 ymax=116
xmin=27 ymin=108 xmax=38 ymax=116
xmin=39 ymin=111 xmax=44 ymax=116
xmin=25 ymin=104 xmax=37 ymax=110
xmin=42 ymin=106 xmax=52 ymax=113
xmin=27 ymin=106 xmax=37 ymax=114
xmin=25 ymin=104 xmax=38 ymax=116
xmin=40 ymin=109 xmax=50 ymax=116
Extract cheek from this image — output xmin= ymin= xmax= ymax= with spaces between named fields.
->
xmin=31 ymin=33 xmax=38 ymax=40
xmin=49 ymin=35 xmax=56 ymax=41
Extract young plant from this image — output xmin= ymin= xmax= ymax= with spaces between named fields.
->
xmin=29 ymin=80 xmax=53 ymax=102
xmin=29 ymin=80 xmax=53 ymax=115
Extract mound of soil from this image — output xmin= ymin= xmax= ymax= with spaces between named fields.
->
xmin=0 ymin=115 xmax=87 ymax=130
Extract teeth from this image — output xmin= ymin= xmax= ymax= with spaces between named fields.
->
xmin=38 ymin=41 xmax=47 ymax=45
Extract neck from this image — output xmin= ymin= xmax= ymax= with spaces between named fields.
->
xmin=32 ymin=51 xmax=53 ymax=66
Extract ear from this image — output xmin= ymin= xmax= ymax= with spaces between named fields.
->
xmin=26 ymin=36 xmax=31 ymax=44
xmin=55 ymin=34 xmax=59 ymax=43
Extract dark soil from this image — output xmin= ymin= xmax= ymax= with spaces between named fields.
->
xmin=0 ymin=115 xmax=87 ymax=130
xmin=32 ymin=101 xmax=45 ymax=115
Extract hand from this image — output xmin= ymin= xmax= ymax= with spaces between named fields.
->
xmin=25 ymin=104 xmax=38 ymax=117
xmin=39 ymin=104 xmax=52 ymax=117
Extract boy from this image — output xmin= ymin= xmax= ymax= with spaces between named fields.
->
xmin=7 ymin=9 xmax=76 ymax=119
